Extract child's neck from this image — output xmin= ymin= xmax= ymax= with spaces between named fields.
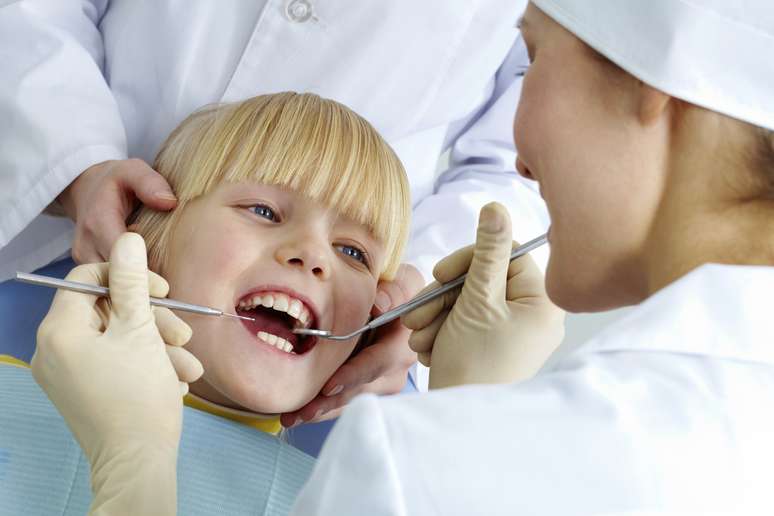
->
xmin=187 ymin=378 xmax=281 ymax=422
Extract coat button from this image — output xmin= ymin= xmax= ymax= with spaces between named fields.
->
xmin=285 ymin=0 xmax=314 ymax=23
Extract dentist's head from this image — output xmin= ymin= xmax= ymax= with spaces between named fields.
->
xmin=513 ymin=1 xmax=774 ymax=312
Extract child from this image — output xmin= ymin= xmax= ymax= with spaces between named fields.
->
xmin=129 ymin=92 xmax=411 ymax=426
xmin=0 ymin=91 xmax=414 ymax=514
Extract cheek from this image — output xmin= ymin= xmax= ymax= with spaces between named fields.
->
xmin=515 ymin=62 xmax=570 ymax=140
xmin=333 ymin=274 xmax=377 ymax=332
xmin=513 ymin=75 xmax=545 ymax=161
xmin=165 ymin=214 xmax=258 ymax=312
xmin=206 ymin=230 xmax=251 ymax=276
xmin=515 ymin=77 xmax=569 ymax=213
xmin=219 ymin=219 xmax=261 ymax=265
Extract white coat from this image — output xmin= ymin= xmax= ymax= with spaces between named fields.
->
xmin=292 ymin=264 xmax=774 ymax=515
xmin=0 ymin=0 xmax=548 ymax=282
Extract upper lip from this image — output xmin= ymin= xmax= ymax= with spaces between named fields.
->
xmin=234 ymin=284 xmax=322 ymax=329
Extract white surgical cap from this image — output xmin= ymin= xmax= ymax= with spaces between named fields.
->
xmin=531 ymin=0 xmax=774 ymax=131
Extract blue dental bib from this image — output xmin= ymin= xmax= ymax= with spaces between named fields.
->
xmin=0 ymin=366 xmax=313 ymax=515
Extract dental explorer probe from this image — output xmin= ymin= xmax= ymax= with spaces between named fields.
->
xmin=294 ymin=233 xmax=548 ymax=341
xmin=14 ymin=272 xmax=256 ymax=322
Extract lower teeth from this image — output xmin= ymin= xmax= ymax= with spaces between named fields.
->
xmin=256 ymin=331 xmax=294 ymax=354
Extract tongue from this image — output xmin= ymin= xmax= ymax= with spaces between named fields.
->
xmin=238 ymin=307 xmax=298 ymax=346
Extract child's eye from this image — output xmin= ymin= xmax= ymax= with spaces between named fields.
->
xmin=249 ymin=204 xmax=278 ymax=222
xmin=336 ymin=244 xmax=368 ymax=266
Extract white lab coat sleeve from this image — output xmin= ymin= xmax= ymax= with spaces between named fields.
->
xmin=290 ymin=394 xmax=407 ymax=516
xmin=403 ymin=38 xmax=550 ymax=282
xmin=0 ymin=0 xmax=127 ymax=248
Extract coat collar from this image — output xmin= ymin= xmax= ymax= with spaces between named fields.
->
xmin=576 ymin=264 xmax=774 ymax=367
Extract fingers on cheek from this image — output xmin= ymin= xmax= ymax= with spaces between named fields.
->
xmin=293 ymin=398 xmax=334 ymax=424
xmin=283 ymin=387 xmax=362 ymax=427
xmin=324 ymin=363 xmax=357 ymax=394
xmin=341 ymin=353 xmax=387 ymax=388
xmin=306 ymin=394 xmax=351 ymax=422
xmin=279 ymin=413 xmax=296 ymax=428
xmin=398 ymin=264 xmax=425 ymax=295
xmin=304 ymin=386 xmax=365 ymax=423
xmin=381 ymin=267 xmax=424 ymax=308
xmin=378 ymin=281 xmax=404 ymax=309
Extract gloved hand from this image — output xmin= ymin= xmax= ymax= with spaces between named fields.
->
xmin=402 ymin=202 xmax=565 ymax=389
xmin=31 ymin=232 xmax=203 ymax=516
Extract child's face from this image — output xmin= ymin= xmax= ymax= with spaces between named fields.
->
xmin=161 ymin=182 xmax=385 ymax=413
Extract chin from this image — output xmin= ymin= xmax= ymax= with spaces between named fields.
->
xmin=240 ymin=394 xmax=308 ymax=415
xmin=546 ymin=277 xmax=590 ymax=313
xmin=220 ymin=372 xmax=319 ymax=414
xmin=546 ymin=258 xmax=644 ymax=313
xmin=545 ymin=258 xmax=608 ymax=313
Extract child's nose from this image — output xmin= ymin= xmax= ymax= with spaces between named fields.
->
xmin=275 ymin=241 xmax=331 ymax=280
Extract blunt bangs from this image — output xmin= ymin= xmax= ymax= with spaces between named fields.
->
xmin=138 ymin=92 xmax=410 ymax=279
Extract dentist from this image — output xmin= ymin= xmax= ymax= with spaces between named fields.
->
xmin=30 ymin=0 xmax=774 ymax=514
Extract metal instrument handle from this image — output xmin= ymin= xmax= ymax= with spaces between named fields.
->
xmin=366 ymin=233 xmax=548 ymax=331
xmin=15 ymin=272 xmax=223 ymax=317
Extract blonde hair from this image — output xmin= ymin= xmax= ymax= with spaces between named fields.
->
xmin=133 ymin=92 xmax=411 ymax=279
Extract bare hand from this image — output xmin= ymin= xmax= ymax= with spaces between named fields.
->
xmin=280 ymin=264 xmax=424 ymax=427
xmin=58 ymin=159 xmax=177 ymax=263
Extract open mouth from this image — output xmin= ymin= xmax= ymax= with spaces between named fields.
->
xmin=236 ymin=290 xmax=319 ymax=355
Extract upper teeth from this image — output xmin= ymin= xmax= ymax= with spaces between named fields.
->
xmin=237 ymin=292 xmax=312 ymax=328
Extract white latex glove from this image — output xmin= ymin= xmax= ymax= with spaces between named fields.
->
xmin=31 ymin=232 xmax=203 ymax=516
xmin=402 ymin=202 xmax=565 ymax=389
